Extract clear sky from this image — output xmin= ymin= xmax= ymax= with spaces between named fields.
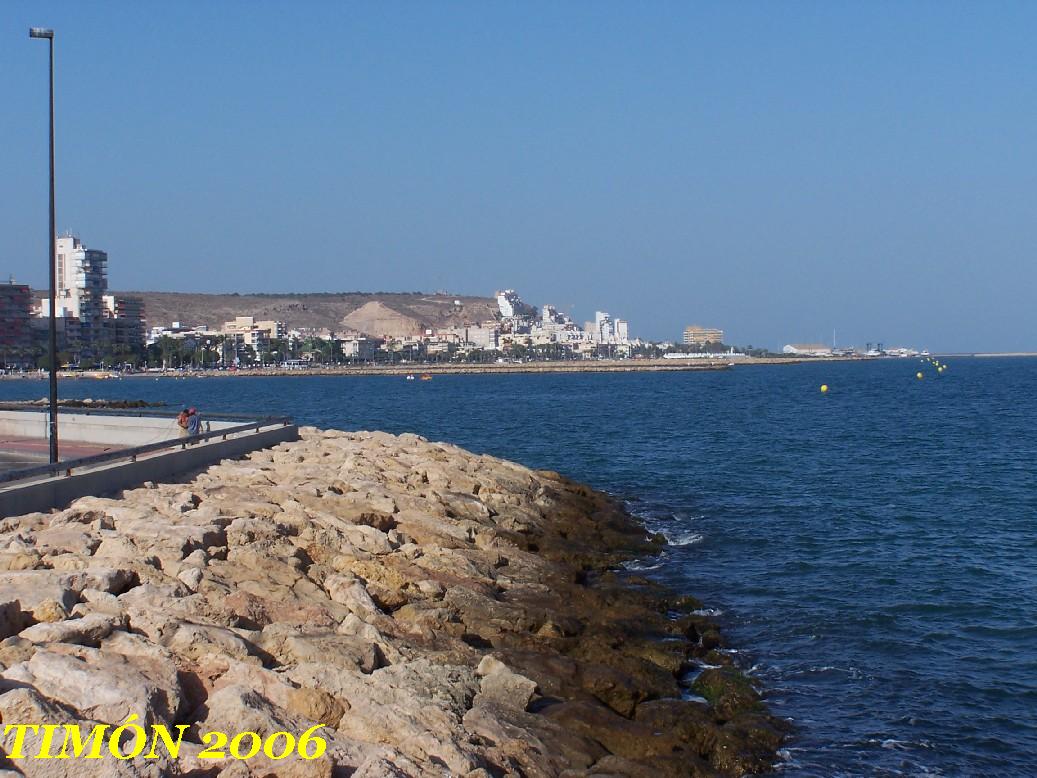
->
xmin=3 ymin=1 xmax=1036 ymax=350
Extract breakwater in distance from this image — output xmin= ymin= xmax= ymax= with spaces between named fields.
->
xmin=0 ymin=355 xmax=865 ymax=382
xmin=0 ymin=429 xmax=783 ymax=775
xmin=1 ymin=356 xmax=1034 ymax=774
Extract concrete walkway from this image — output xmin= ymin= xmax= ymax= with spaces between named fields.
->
xmin=0 ymin=436 xmax=124 ymax=473
xmin=0 ymin=421 xmax=298 ymax=516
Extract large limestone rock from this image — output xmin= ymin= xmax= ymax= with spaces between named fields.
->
xmin=0 ymin=687 xmax=169 ymax=777
xmin=18 ymin=612 xmax=123 ymax=645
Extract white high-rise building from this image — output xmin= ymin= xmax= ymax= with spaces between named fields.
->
xmin=582 ymin=311 xmax=630 ymax=344
xmin=54 ymin=234 xmax=108 ymax=347
xmin=496 ymin=289 xmax=522 ymax=318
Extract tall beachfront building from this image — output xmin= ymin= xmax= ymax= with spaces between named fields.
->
xmin=54 ymin=234 xmax=108 ymax=348
xmin=43 ymin=235 xmax=146 ymax=356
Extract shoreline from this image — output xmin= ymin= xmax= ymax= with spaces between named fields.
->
xmin=0 ymin=428 xmax=785 ymax=774
xmin=1 ymin=355 xmax=868 ymax=382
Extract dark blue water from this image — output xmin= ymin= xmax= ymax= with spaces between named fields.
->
xmin=3 ymin=358 xmax=1035 ymax=775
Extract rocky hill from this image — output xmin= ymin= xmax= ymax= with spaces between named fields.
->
xmin=110 ymin=292 xmax=501 ymax=336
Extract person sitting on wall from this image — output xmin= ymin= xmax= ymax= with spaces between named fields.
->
xmin=176 ymin=408 xmax=190 ymax=438
xmin=186 ymin=407 xmax=202 ymax=441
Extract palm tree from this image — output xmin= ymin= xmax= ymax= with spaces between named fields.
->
xmin=157 ymin=336 xmax=179 ymax=369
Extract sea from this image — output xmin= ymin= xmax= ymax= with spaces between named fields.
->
xmin=2 ymin=357 xmax=1034 ymax=776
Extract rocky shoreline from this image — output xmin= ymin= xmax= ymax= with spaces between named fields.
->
xmin=0 ymin=429 xmax=786 ymax=776
xmin=0 ymin=399 xmax=165 ymax=409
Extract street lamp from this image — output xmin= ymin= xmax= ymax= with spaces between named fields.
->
xmin=29 ymin=27 xmax=59 ymax=463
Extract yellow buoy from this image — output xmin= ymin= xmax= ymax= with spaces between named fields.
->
xmin=820 ymin=384 xmax=829 ymax=393
xmin=938 ymin=366 xmax=944 ymax=373
xmin=916 ymin=372 xmax=924 ymax=380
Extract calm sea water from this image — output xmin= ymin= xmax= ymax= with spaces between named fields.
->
xmin=3 ymin=358 xmax=1035 ymax=775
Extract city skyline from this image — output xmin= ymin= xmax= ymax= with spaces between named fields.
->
xmin=4 ymin=3 xmax=1037 ymax=351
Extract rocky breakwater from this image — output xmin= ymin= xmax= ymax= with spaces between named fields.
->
xmin=0 ymin=429 xmax=786 ymax=776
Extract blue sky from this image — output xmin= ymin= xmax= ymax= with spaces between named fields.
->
xmin=3 ymin=1 xmax=1036 ymax=350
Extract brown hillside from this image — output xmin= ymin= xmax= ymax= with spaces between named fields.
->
xmin=342 ymin=301 xmax=422 ymax=337
xmin=108 ymin=291 xmax=500 ymax=335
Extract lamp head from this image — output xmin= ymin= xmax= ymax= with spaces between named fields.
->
xmin=29 ymin=28 xmax=54 ymax=39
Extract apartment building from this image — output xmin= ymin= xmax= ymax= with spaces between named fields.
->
xmin=54 ymin=235 xmax=108 ymax=349
xmin=103 ymin=294 xmax=147 ymax=349
xmin=683 ymin=325 xmax=725 ymax=346
xmin=0 ymin=281 xmax=32 ymax=366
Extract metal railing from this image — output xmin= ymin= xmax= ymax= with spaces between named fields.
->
xmin=0 ymin=414 xmax=292 ymax=486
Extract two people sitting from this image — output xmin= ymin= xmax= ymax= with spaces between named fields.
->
xmin=176 ymin=407 xmax=202 ymax=439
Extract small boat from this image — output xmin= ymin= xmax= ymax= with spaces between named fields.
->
xmin=405 ymin=374 xmax=416 ymax=381
xmin=420 ymin=374 xmax=433 ymax=381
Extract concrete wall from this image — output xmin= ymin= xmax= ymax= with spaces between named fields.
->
xmin=0 ymin=423 xmax=298 ymax=517
xmin=0 ymin=410 xmax=238 ymax=447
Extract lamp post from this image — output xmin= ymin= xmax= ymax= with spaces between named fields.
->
xmin=30 ymin=26 xmax=59 ymax=464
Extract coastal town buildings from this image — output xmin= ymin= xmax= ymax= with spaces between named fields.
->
xmin=144 ymin=315 xmax=298 ymax=367
xmin=532 ymin=306 xmax=581 ymax=345
xmin=489 ymin=292 xmax=634 ymax=356
xmin=102 ymin=295 xmax=147 ymax=350
xmin=115 ymin=285 xmax=647 ymax=367
xmin=495 ymin=289 xmax=539 ymax=330
xmin=439 ymin=323 xmax=500 ymax=350
xmin=4 ymin=270 xmax=938 ymax=367
xmin=146 ymin=321 xmax=197 ymax=344
xmin=220 ymin=316 xmax=286 ymax=351
xmin=585 ymin=311 xmax=630 ymax=346
xmin=30 ymin=315 xmax=81 ymax=356
xmin=32 ymin=235 xmax=147 ymax=361
xmin=0 ymin=280 xmax=32 ymax=367
xmin=340 ymin=336 xmax=375 ymax=361
xmin=683 ymin=325 xmax=725 ymax=346
xmin=496 ymin=289 xmax=525 ymax=318
xmin=225 ymin=329 xmax=268 ymax=355
xmin=139 ymin=285 xmax=636 ymax=365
